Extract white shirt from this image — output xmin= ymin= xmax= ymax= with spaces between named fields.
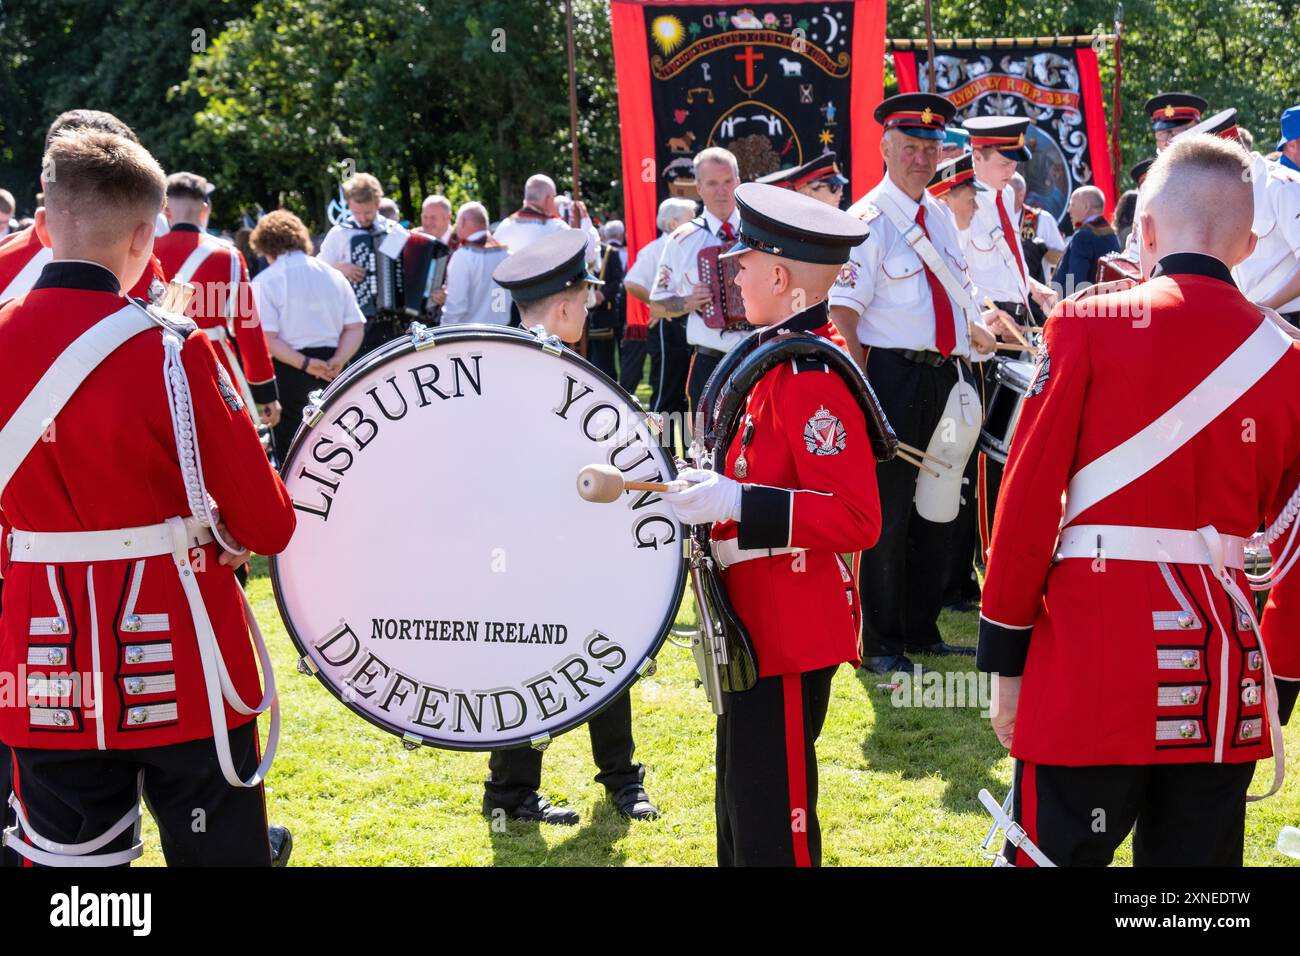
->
xmin=828 ymin=175 xmax=978 ymax=356
xmin=967 ymin=180 xmax=1029 ymax=303
xmin=624 ymin=234 xmax=669 ymax=291
xmin=1233 ymin=153 xmax=1300 ymax=312
xmin=317 ymin=215 xmax=406 ymax=267
xmin=650 ymin=206 xmax=746 ymax=352
xmin=492 ymin=207 xmax=601 ymax=263
xmin=439 ymin=233 xmax=511 ymax=326
xmin=252 ymin=251 xmax=364 ymax=350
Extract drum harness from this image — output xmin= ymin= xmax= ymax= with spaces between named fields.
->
xmin=0 ymin=300 xmax=278 ymax=867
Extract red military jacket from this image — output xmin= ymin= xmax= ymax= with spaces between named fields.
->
xmin=0 ymin=260 xmax=296 ymax=750
xmin=711 ymin=303 xmax=882 ymax=676
xmin=979 ymin=253 xmax=1300 ymax=767
xmin=154 ymin=224 xmax=278 ymax=407
xmin=0 ymin=224 xmax=166 ymax=304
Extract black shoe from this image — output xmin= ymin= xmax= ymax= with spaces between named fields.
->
xmin=268 ymin=824 xmax=293 ymax=867
xmin=914 ymin=641 xmax=977 ymax=657
xmin=610 ymin=783 xmax=660 ymax=821
xmin=862 ymin=654 xmax=921 ymax=675
xmin=483 ymin=792 xmax=580 ymax=826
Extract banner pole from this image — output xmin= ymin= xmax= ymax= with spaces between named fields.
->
xmin=566 ymin=0 xmax=582 ymax=202
xmin=924 ymin=0 xmax=937 ymax=90
xmin=1111 ymin=4 xmax=1124 ymax=184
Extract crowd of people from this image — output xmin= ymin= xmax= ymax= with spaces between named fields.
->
xmin=2 ymin=84 xmax=1300 ymax=870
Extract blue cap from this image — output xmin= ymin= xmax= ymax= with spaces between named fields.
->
xmin=943 ymin=127 xmax=970 ymax=150
xmin=1278 ymin=105 xmax=1300 ymax=150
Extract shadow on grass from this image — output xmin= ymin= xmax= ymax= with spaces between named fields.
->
xmin=487 ymin=795 xmax=633 ymax=866
xmin=857 ymin=615 xmax=1011 ymax=814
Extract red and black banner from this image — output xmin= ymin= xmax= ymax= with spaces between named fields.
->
xmin=612 ymin=0 xmax=885 ymax=336
xmin=893 ymin=40 xmax=1117 ymax=220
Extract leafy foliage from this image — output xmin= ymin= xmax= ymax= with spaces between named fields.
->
xmin=3 ymin=1 xmax=1300 ymax=226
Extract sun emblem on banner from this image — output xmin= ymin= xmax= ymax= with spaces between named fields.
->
xmin=651 ymin=15 xmax=686 ymax=55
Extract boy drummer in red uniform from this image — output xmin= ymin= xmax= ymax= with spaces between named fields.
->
xmin=979 ymin=134 xmax=1300 ymax=866
xmin=662 ymin=183 xmax=882 ymax=866
xmin=0 ymin=129 xmax=296 ymax=866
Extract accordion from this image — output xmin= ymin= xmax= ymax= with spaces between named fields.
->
xmin=348 ymin=228 xmax=449 ymax=320
xmin=697 ymin=245 xmax=752 ymax=331
xmin=1094 ymin=251 xmax=1141 ymax=288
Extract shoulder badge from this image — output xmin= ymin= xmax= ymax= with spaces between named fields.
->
xmin=858 ymin=203 xmax=883 ymax=223
xmin=214 ymin=364 xmax=245 ymax=412
xmin=833 ymin=259 xmax=860 ymax=289
xmin=654 ymin=263 xmax=674 ymax=291
xmin=1026 ymin=342 xmax=1050 ymax=397
xmin=803 ymin=405 xmax=847 ymax=456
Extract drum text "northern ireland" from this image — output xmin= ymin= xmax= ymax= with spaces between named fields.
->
xmin=368 ymin=618 xmax=568 ymax=644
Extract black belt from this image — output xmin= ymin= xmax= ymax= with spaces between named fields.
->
xmin=693 ymin=346 xmax=725 ymax=359
xmin=889 ymin=347 xmax=961 ymax=367
xmin=994 ymin=301 xmax=1030 ymax=321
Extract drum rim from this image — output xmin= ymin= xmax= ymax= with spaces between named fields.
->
xmin=270 ymin=323 xmax=687 ymax=752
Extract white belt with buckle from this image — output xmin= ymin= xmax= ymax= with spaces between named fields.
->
xmin=9 ymin=517 xmax=213 ymax=564
xmin=1054 ymin=524 xmax=1247 ymax=570
xmin=711 ymin=538 xmax=804 ymax=571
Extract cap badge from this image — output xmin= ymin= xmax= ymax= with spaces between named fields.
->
xmin=920 ymin=107 xmax=935 ymax=124
xmin=1164 ymin=105 xmax=1176 ymax=118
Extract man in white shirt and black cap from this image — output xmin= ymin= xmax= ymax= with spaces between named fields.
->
xmin=829 ymin=93 xmax=1004 ymax=674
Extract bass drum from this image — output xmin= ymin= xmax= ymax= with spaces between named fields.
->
xmin=272 ymin=324 xmax=685 ymax=751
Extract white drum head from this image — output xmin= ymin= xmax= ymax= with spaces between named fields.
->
xmin=272 ymin=326 xmax=685 ymax=750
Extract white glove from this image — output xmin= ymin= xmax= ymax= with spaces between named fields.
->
xmin=664 ymin=467 xmax=743 ymax=526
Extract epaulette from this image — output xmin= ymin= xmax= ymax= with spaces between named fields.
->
xmin=132 ymin=297 xmax=197 ymax=338
xmin=670 ymin=217 xmax=707 ymax=242
xmin=789 ymin=354 xmax=832 ymax=375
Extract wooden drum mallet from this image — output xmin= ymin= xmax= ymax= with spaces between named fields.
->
xmin=576 ymin=464 xmax=690 ymax=503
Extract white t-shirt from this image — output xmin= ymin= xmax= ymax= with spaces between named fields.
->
xmin=252 ymin=250 xmax=364 ymax=350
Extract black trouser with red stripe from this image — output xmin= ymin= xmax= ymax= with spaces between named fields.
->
xmin=1007 ymin=758 xmax=1255 ymax=867
xmin=716 ymin=666 xmax=835 ymax=867
xmin=9 ymin=723 xmax=270 ymax=867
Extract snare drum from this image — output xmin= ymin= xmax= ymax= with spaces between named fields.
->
xmin=272 ymin=324 xmax=685 ymax=750
xmin=978 ymin=357 xmax=1036 ymax=465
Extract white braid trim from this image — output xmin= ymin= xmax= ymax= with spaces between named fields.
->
xmin=1248 ymin=477 xmax=1300 ymax=590
xmin=162 ymin=333 xmax=240 ymax=554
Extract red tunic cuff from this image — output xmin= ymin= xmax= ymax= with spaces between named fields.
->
xmin=250 ymin=379 xmax=279 ymax=405
xmin=737 ymin=485 xmax=791 ymax=549
xmin=976 ymin=615 xmax=1033 ymax=676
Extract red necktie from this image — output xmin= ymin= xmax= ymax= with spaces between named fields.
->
xmin=914 ymin=205 xmax=955 ymax=357
xmin=719 ymin=222 xmax=735 ymax=242
xmin=995 ymin=191 xmax=1028 ymax=283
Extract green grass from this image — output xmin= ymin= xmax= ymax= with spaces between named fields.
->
xmin=135 ymin=560 xmax=1300 ymax=866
